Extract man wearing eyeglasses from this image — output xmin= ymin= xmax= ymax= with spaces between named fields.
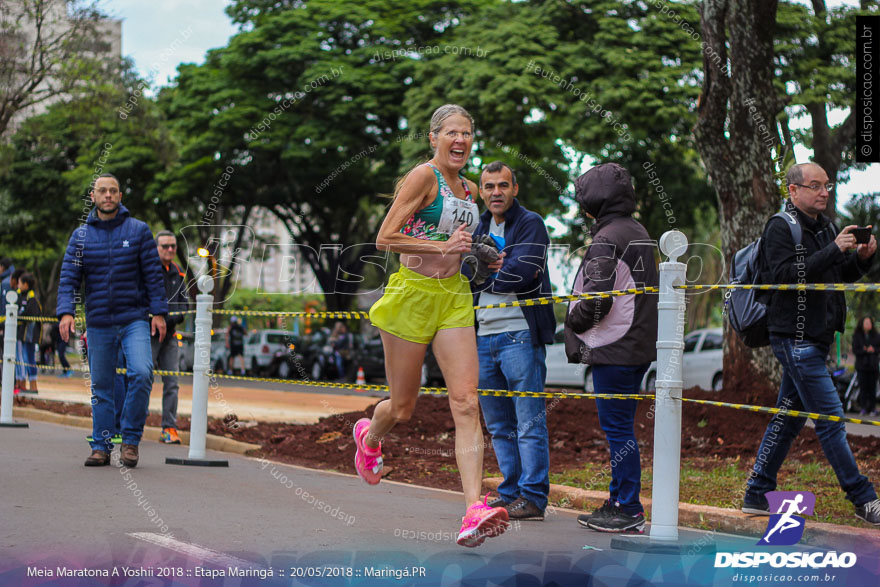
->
xmin=57 ymin=173 xmax=168 ymax=468
xmin=742 ymin=161 xmax=880 ymax=526
xmin=152 ymin=231 xmax=189 ymax=445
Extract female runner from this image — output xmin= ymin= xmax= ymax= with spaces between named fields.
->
xmin=353 ymin=104 xmax=509 ymax=547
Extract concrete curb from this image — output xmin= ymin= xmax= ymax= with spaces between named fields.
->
xmin=13 ymin=407 xmax=262 ymax=455
xmin=482 ymin=478 xmax=880 ymax=551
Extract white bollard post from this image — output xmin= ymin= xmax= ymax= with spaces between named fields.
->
xmin=166 ymin=276 xmax=227 ymax=466
xmin=1 ymin=290 xmax=28 ymax=428
xmin=649 ymin=230 xmax=689 ymax=541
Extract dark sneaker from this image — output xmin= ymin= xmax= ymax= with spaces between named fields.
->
xmin=120 ymin=444 xmax=139 ymax=468
xmin=486 ymin=494 xmax=509 ymax=509
xmin=587 ymin=509 xmax=646 ymax=533
xmin=84 ymin=450 xmax=110 ymax=467
xmin=855 ymin=499 xmax=880 ymax=525
xmin=506 ymin=497 xmax=545 ymax=521
xmin=577 ymin=499 xmax=616 ymax=528
xmin=742 ymin=494 xmax=771 ymax=516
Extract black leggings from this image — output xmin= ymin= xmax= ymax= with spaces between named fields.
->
xmin=856 ymin=369 xmax=878 ymax=413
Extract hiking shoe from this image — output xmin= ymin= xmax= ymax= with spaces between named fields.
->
xmin=353 ymin=418 xmax=383 ymax=484
xmin=855 ymin=499 xmax=880 ymax=525
xmin=120 ymin=444 xmax=139 ymax=468
xmin=741 ymin=495 xmax=771 ymax=515
xmin=587 ymin=509 xmax=646 ymax=533
xmin=577 ymin=499 xmax=616 ymax=528
xmin=506 ymin=497 xmax=545 ymax=521
xmin=84 ymin=450 xmax=110 ymax=467
xmin=457 ymin=495 xmax=510 ymax=547
xmin=160 ymin=428 xmax=182 ymax=444
xmin=486 ymin=494 xmax=509 ymax=508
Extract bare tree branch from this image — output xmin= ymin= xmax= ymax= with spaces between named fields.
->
xmin=0 ymin=0 xmax=109 ymax=137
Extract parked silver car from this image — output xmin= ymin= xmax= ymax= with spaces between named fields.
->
xmin=643 ymin=328 xmax=724 ymax=392
xmin=544 ymin=326 xmax=594 ymax=393
xmin=244 ymin=329 xmax=298 ymax=376
xmin=544 ymin=326 xmax=724 ymax=393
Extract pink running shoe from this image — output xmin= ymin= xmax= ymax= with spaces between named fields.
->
xmin=353 ymin=418 xmax=383 ymax=484
xmin=456 ymin=495 xmax=510 ymax=548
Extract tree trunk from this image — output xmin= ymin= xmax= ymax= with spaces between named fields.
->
xmin=696 ymin=0 xmax=783 ymax=403
xmin=803 ymin=0 xmax=857 ymax=219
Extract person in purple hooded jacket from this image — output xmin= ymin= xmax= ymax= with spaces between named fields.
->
xmin=565 ymin=163 xmax=658 ymax=534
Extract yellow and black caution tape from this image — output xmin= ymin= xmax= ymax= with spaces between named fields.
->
xmin=208 ymin=371 xmax=648 ymax=400
xmin=473 ymin=287 xmax=658 ymax=310
xmin=3 ymin=283 xmax=879 ymax=326
xmin=1 ymin=309 xmax=194 ymax=325
xmin=16 ymin=315 xmax=60 ymax=323
xmin=12 ymin=359 xmax=880 ymax=427
xmin=208 ymin=287 xmax=659 ymax=316
xmin=8 ymin=360 xmax=192 ymax=379
xmin=678 ymin=397 xmax=880 ymax=427
xmin=210 ymin=309 xmax=372 ymax=319
xmin=9 ymin=360 xmax=79 ymax=371
xmin=678 ymin=283 xmax=880 ymax=292
xmin=10 ymin=359 xmax=645 ymax=400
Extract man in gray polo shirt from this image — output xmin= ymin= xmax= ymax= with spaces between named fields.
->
xmin=472 ymin=161 xmax=556 ymax=521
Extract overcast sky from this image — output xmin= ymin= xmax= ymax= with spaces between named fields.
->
xmin=104 ymin=0 xmax=876 ymax=203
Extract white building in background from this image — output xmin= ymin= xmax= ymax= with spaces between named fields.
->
xmin=2 ymin=0 xmax=121 ymax=134
xmin=239 ymin=207 xmax=322 ymax=295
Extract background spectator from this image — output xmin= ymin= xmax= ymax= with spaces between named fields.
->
xmin=852 ymin=316 xmax=880 ymax=417
xmin=16 ymin=272 xmax=41 ymax=393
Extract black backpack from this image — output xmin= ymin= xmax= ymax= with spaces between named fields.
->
xmin=727 ymin=212 xmax=802 ymax=348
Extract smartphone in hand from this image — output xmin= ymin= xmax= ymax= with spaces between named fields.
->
xmin=850 ymin=227 xmax=872 ymax=244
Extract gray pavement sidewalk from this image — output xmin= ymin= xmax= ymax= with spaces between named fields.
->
xmin=1 ymin=420 xmax=878 ymax=586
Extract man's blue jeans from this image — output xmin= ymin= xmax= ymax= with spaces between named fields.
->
xmin=477 ymin=329 xmax=550 ymax=510
xmin=746 ymin=336 xmax=877 ymax=506
xmin=592 ymin=363 xmax=650 ymax=515
xmin=87 ymin=320 xmax=153 ymax=452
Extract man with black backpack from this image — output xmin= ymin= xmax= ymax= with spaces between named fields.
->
xmin=741 ymin=162 xmax=880 ymax=526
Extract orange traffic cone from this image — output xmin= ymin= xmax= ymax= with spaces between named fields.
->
xmin=355 ymin=366 xmax=366 ymax=393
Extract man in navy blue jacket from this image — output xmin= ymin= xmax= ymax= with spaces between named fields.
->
xmin=471 ymin=161 xmax=555 ymax=521
xmin=57 ymin=174 xmax=168 ymax=468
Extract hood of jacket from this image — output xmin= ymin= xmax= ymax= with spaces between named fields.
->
xmin=574 ymin=163 xmax=636 ymax=235
xmin=87 ymin=203 xmax=131 ymax=229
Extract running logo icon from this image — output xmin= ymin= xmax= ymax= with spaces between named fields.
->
xmin=757 ymin=491 xmax=815 ymax=546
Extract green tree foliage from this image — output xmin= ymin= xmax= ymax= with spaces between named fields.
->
xmin=840 ymin=194 xmax=880 ymax=327
xmin=695 ymin=0 xmax=875 ymax=401
xmin=0 ymin=0 xmax=112 ymax=137
xmin=159 ymin=0 xmax=486 ymax=310
xmin=774 ymin=0 xmax=875 ymax=215
xmin=403 ymin=0 xmax=716 ymax=244
xmin=1 ymin=64 xmax=174 ymax=309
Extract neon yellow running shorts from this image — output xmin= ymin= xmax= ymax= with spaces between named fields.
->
xmin=369 ymin=265 xmax=474 ymax=344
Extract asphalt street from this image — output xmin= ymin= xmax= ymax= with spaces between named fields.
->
xmin=2 ymin=420 xmax=879 ymax=586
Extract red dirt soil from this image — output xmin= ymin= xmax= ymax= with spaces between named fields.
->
xmin=15 ymin=385 xmax=880 ymax=493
